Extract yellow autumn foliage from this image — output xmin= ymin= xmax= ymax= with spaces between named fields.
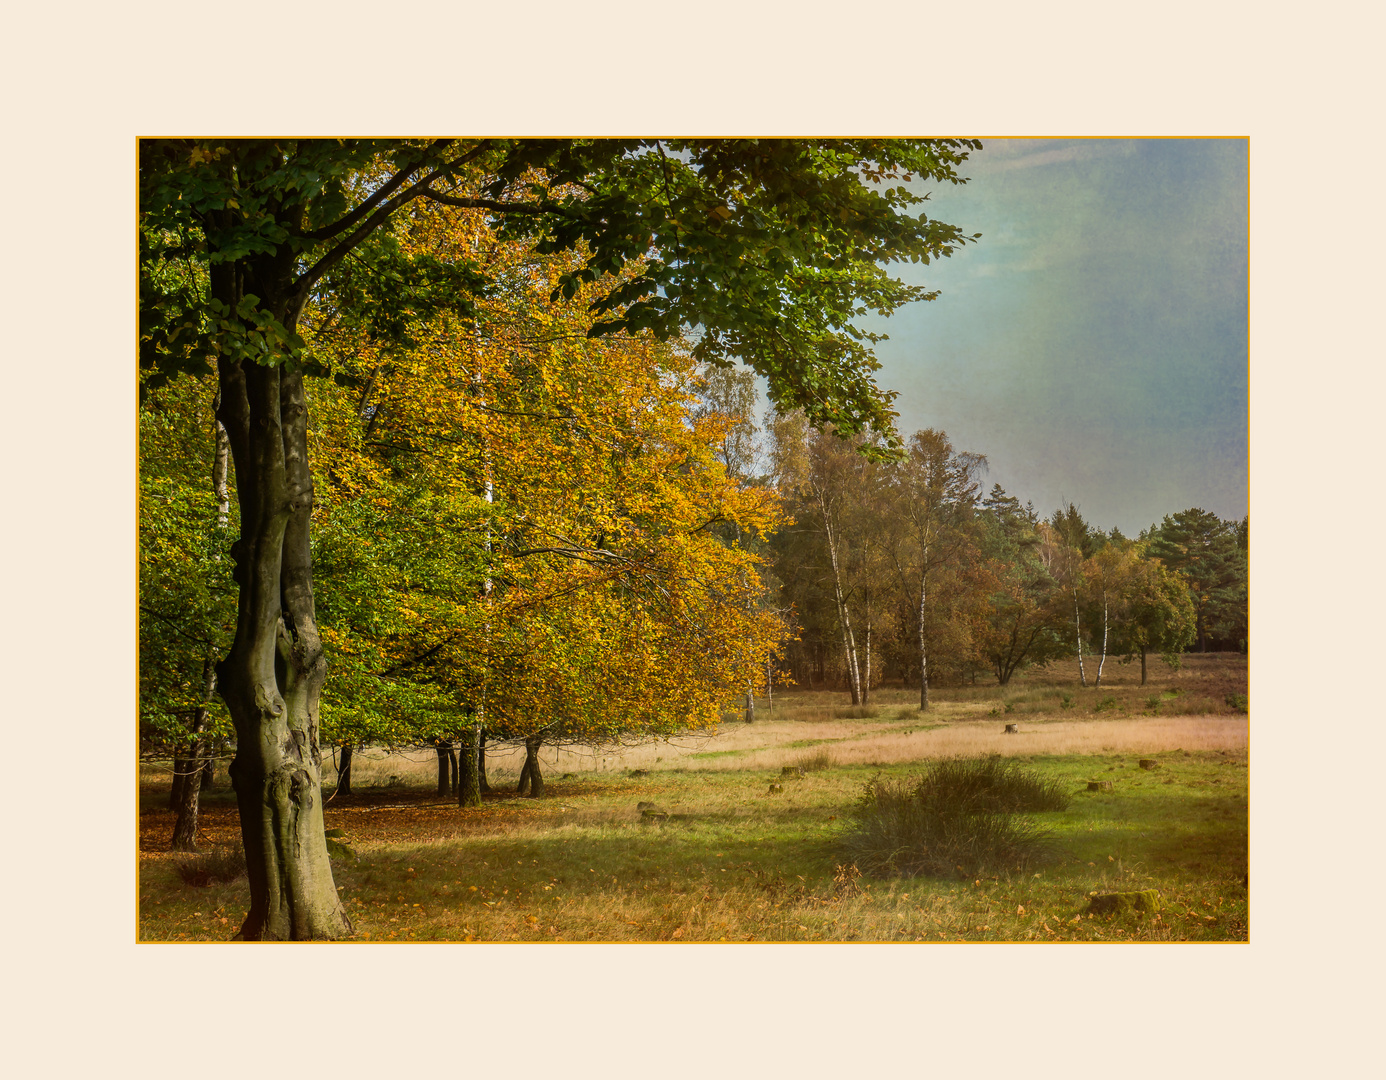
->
xmin=303 ymin=190 xmax=786 ymax=748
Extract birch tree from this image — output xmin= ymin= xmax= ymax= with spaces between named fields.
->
xmin=889 ymin=429 xmax=985 ymax=708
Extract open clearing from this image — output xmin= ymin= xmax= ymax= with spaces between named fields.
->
xmin=139 ymin=654 xmax=1248 ymax=943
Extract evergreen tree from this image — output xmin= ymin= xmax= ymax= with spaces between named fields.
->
xmin=1146 ymin=508 xmax=1247 ymax=652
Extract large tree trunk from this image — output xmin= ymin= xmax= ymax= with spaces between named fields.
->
xmin=217 ymin=352 xmax=349 ymax=941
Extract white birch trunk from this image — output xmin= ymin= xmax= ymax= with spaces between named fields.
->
xmin=1094 ymin=591 xmax=1109 ymax=687
xmin=1073 ymin=583 xmax=1087 ymax=687
xmin=822 ymin=505 xmax=862 ymax=705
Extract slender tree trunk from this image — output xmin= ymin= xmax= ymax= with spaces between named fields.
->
xmin=435 ymin=743 xmax=451 ymax=797
xmin=1094 ymin=592 xmax=1110 ymax=688
xmin=821 ymin=505 xmax=862 ymax=705
xmin=217 ymin=351 xmax=349 ymax=940
xmin=1073 ymin=583 xmax=1087 ymax=687
xmin=459 ymin=727 xmax=481 ymax=807
xmin=448 ymin=748 xmax=458 ymax=794
xmin=478 ymin=730 xmax=490 ymax=793
xmin=917 ymin=563 xmax=930 ymax=711
xmin=172 ymin=655 xmax=218 ymax=851
xmin=766 ymin=659 xmax=773 ymax=717
xmin=744 ymin=681 xmax=755 ymax=723
xmin=862 ymin=588 xmax=872 ymax=706
xmin=337 ymin=745 xmax=353 ymax=796
xmin=1140 ymin=647 xmax=1148 ymax=686
xmin=523 ymin=737 xmax=544 ymax=798
xmin=516 ymin=737 xmax=545 ymax=797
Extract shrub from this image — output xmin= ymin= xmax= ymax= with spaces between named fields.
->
xmin=916 ymin=756 xmax=1070 ymax=814
xmin=1225 ymin=693 xmax=1248 ymax=713
xmin=840 ymin=758 xmax=1068 ymax=879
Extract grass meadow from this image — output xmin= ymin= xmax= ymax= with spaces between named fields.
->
xmin=138 ymin=652 xmax=1248 ymax=943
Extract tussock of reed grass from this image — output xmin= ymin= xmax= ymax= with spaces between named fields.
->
xmin=842 ymin=758 xmax=1066 ymax=879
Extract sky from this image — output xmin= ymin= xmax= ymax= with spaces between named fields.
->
xmin=860 ymin=138 xmax=1248 ymax=537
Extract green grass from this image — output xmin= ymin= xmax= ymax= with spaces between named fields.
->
xmin=139 ymin=748 xmax=1247 ymax=943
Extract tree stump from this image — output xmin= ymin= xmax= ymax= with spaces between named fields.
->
xmin=1003 ymin=723 xmax=1019 ymax=734
xmin=1086 ymin=889 xmax=1161 ymax=915
xmin=1087 ymin=780 xmax=1114 ymax=792
xmin=768 ymin=783 xmax=784 ymax=794
xmin=1139 ymin=759 xmax=1160 ymax=770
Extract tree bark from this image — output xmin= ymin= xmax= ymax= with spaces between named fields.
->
xmin=516 ymin=736 xmax=544 ymax=798
xmin=216 ymin=351 xmax=349 ymax=940
xmin=1094 ymin=593 xmax=1110 ymax=688
xmin=478 ymin=730 xmax=490 ymax=794
xmin=337 ymin=744 xmax=353 ymax=796
xmin=172 ymin=655 xmax=218 ymax=851
xmin=436 ymin=743 xmax=452 ymax=797
xmin=459 ymin=727 xmax=481 ymax=807
xmin=1140 ymin=647 xmax=1148 ymax=686
xmin=448 ymin=747 xmax=458 ymax=794
xmin=821 ymin=503 xmax=862 ymax=705
xmin=862 ymin=588 xmax=872 ymax=706
xmin=169 ymin=759 xmax=187 ymax=810
xmin=172 ymin=411 xmax=231 ymax=845
xmin=917 ymin=543 xmax=930 ymax=711
xmin=1073 ymin=583 xmax=1087 ymax=687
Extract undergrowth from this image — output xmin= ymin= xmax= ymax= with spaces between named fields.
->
xmin=842 ymin=757 xmax=1068 ymax=879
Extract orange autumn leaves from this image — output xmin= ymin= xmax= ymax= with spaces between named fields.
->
xmin=303 ymin=189 xmax=786 ymax=747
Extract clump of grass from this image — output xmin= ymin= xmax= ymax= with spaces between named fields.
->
xmin=916 ymin=755 xmax=1070 ymax=813
xmin=1224 ymin=693 xmax=1248 ymax=713
xmin=175 ymin=844 xmax=247 ymax=887
xmin=792 ymin=748 xmax=837 ymax=773
xmin=841 ymin=757 xmax=1068 ymax=879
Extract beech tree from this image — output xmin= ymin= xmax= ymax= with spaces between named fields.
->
xmin=139 ymin=138 xmax=980 ymax=939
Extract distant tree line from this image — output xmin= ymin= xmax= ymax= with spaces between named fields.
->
xmin=696 ymin=378 xmax=1246 ymax=705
